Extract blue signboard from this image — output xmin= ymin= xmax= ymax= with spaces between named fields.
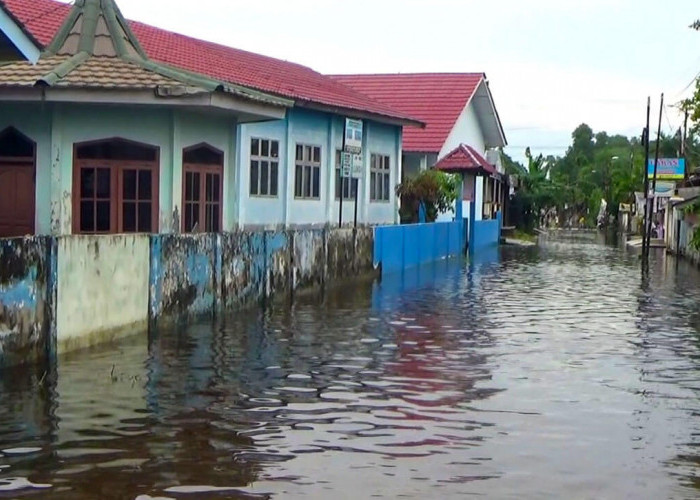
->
xmin=647 ymin=158 xmax=685 ymax=180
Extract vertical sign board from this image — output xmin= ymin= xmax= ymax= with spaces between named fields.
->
xmin=344 ymin=118 xmax=363 ymax=154
xmin=340 ymin=118 xmax=364 ymax=227
xmin=647 ymin=158 xmax=685 ymax=180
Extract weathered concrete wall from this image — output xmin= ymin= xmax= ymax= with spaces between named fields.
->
xmin=151 ymin=228 xmax=372 ymax=323
xmin=327 ymin=228 xmax=373 ymax=280
xmin=149 ymin=234 xmax=218 ymax=319
xmin=220 ymin=232 xmax=267 ymax=308
xmin=56 ymin=235 xmax=150 ymax=353
xmin=0 ymin=237 xmax=54 ymax=367
xmin=1 ymin=228 xmax=375 ymax=366
xmin=264 ymin=231 xmax=291 ymax=298
xmin=291 ymin=229 xmax=326 ymax=290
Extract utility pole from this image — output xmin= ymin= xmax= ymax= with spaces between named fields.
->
xmin=642 ymin=97 xmax=651 ymax=258
xmin=682 ymin=107 xmax=689 ymax=180
xmin=645 ymin=93 xmax=664 ymax=258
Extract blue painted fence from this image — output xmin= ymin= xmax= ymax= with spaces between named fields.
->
xmin=373 ymin=220 xmax=465 ymax=274
xmin=471 ymin=212 xmax=502 ymax=253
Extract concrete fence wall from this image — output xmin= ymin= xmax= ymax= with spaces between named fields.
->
xmin=0 ymin=227 xmax=375 ymax=368
xmin=471 ymin=212 xmax=502 ymax=253
xmin=57 ymin=235 xmax=151 ymax=353
xmin=668 ymin=214 xmax=700 ymax=266
xmin=373 ymin=221 xmax=465 ymax=274
xmin=0 ymin=237 xmax=55 ymax=367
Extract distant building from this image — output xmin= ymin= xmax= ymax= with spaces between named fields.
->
xmin=0 ymin=0 xmax=422 ymax=238
xmin=330 ymin=73 xmax=508 ymax=223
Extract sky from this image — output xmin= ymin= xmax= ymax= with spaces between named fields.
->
xmin=64 ymin=0 xmax=700 ymax=163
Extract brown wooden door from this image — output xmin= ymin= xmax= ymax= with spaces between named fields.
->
xmin=0 ymin=163 xmax=35 ymax=237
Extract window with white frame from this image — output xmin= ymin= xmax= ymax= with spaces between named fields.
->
xmin=294 ymin=144 xmax=321 ymax=199
xmin=250 ymin=138 xmax=279 ymax=197
xmin=334 ymin=149 xmax=358 ymax=200
xmin=370 ymin=153 xmax=391 ymax=202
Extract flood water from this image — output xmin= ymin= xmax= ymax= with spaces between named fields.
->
xmin=3 ymin=234 xmax=700 ymax=499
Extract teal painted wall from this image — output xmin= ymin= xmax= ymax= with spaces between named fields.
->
xmin=240 ymin=108 xmax=402 ymax=228
xmin=0 ymin=103 xmax=52 ymax=234
xmin=238 ymin=117 xmax=288 ymax=227
xmin=2 ymin=101 xmax=401 ymax=235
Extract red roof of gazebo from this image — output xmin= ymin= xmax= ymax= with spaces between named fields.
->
xmin=434 ymin=144 xmax=496 ymax=176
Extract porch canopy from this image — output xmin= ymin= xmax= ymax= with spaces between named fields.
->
xmin=434 ymin=143 xmax=496 ymax=176
xmin=0 ymin=0 xmax=291 ymax=121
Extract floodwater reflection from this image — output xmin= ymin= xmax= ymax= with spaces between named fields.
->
xmin=2 ymin=236 xmax=700 ymax=498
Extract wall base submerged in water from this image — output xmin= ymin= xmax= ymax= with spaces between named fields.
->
xmin=373 ymin=221 xmax=468 ymax=275
xmin=0 ymin=228 xmax=375 ymax=368
xmin=0 ymin=237 xmax=55 ymax=368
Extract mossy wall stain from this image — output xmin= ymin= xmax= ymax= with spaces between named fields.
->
xmin=0 ymin=237 xmax=51 ymax=368
xmin=1 ymin=228 xmax=376 ymax=367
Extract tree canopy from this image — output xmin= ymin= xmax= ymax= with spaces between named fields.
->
xmin=508 ymin=122 xmax=699 ymax=230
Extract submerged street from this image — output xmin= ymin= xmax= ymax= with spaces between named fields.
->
xmin=2 ymin=234 xmax=700 ymax=498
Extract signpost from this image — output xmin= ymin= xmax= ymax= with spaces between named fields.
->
xmin=340 ymin=118 xmax=364 ymax=228
xmin=646 ymin=158 xmax=685 ymax=180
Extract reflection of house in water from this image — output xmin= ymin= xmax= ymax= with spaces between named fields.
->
xmin=368 ymin=260 xmax=501 ymax=411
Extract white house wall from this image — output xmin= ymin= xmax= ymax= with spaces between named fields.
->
xmin=439 ymin=101 xmax=486 ymax=160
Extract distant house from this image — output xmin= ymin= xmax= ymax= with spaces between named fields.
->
xmin=0 ymin=0 xmax=422 ymax=238
xmin=330 ymin=73 xmax=507 ymax=222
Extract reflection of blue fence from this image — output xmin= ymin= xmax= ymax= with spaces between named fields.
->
xmin=471 ymin=212 xmax=502 ymax=253
xmin=373 ymin=221 xmax=464 ymax=274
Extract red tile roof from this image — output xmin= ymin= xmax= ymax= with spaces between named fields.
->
xmin=330 ymin=73 xmax=484 ymax=153
xmin=434 ymin=144 xmax=495 ymax=176
xmin=2 ymin=0 xmax=421 ymax=126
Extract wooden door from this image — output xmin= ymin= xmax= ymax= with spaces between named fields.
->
xmin=0 ymin=163 xmax=35 ymax=237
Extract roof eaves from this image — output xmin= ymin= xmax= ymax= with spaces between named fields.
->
xmin=0 ymin=0 xmax=43 ymax=48
xmin=0 ymin=0 xmax=43 ymax=62
xmin=481 ymin=77 xmax=508 ymax=146
xmin=296 ymin=99 xmax=425 ymax=128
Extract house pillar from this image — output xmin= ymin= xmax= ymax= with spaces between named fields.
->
xmin=49 ymin=104 xmax=71 ymax=236
xmin=361 ymin=120 xmax=370 ymax=225
xmin=225 ymin=118 xmax=239 ymax=231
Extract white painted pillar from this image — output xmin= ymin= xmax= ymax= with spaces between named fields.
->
xmin=394 ymin=127 xmax=403 ymax=225
xmin=325 ymin=115 xmax=336 ymax=225
xmin=225 ymin=118 xmax=239 ymax=231
xmin=283 ymin=109 xmax=293 ymax=228
xmin=49 ymin=103 xmax=65 ymax=235
xmin=361 ymin=120 xmax=370 ymax=225
xmin=170 ymin=112 xmax=183 ymax=233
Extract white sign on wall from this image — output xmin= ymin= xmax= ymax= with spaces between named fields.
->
xmin=344 ymin=118 xmax=363 ymax=154
xmin=341 ymin=152 xmax=352 ymax=178
xmin=340 ymin=152 xmax=363 ymax=178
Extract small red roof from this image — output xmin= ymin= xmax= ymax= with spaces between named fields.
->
xmin=2 ymin=0 xmax=422 ymax=126
xmin=330 ymin=73 xmax=484 ymax=153
xmin=434 ymin=144 xmax=496 ymax=176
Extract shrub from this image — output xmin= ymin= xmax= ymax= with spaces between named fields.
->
xmin=396 ymin=170 xmax=458 ymax=223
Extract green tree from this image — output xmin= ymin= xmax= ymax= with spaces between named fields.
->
xmin=396 ymin=170 xmax=458 ymax=223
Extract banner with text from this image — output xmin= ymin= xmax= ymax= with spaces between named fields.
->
xmin=647 ymin=158 xmax=685 ymax=180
